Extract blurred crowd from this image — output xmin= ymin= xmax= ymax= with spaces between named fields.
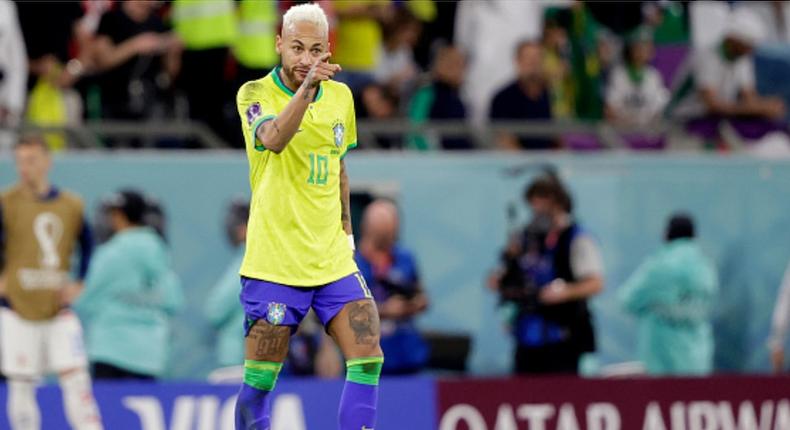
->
xmin=3 ymin=0 xmax=790 ymax=152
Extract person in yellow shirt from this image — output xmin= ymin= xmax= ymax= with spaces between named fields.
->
xmin=233 ymin=4 xmax=382 ymax=430
xmin=332 ymin=0 xmax=392 ymax=91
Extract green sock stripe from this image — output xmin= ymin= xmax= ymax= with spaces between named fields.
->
xmin=346 ymin=357 xmax=384 ymax=368
xmin=345 ymin=357 xmax=384 ymax=386
xmin=244 ymin=360 xmax=283 ymax=372
xmin=243 ymin=360 xmax=283 ymax=391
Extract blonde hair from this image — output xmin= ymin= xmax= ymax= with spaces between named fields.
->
xmin=282 ymin=3 xmax=329 ymax=37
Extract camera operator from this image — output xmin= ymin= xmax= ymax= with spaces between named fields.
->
xmin=489 ymin=174 xmax=604 ymax=374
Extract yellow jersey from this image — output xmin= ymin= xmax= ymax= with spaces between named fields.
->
xmin=236 ymin=67 xmax=358 ymax=286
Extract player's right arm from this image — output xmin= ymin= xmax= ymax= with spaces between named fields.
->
xmin=255 ymin=53 xmax=340 ymax=153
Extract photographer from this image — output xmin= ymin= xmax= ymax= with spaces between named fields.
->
xmin=489 ymin=174 xmax=604 ymax=374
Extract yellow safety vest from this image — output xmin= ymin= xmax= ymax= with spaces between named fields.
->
xmin=172 ymin=0 xmax=238 ymax=50
xmin=233 ymin=0 xmax=278 ymax=69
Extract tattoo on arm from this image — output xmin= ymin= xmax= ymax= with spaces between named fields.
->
xmin=340 ymin=161 xmax=352 ymax=234
xmin=348 ymin=301 xmax=380 ymax=345
xmin=246 ymin=322 xmax=290 ymax=360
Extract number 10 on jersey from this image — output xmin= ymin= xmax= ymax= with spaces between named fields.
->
xmin=307 ymin=153 xmax=329 ymax=185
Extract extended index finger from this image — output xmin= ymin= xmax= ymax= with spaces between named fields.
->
xmin=314 ymin=52 xmax=331 ymax=65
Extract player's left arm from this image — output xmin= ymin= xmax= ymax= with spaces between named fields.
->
xmin=340 ymin=160 xmax=352 ymax=236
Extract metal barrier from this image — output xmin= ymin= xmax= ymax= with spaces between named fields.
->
xmin=1 ymin=119 xmax=708 ymax=151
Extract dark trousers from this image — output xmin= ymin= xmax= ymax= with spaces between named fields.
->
xmin=178 ymin=47 xmax=233 ymax=145
xmin=93 ymin=362 xmax=155 ymax=381
xmin=514 ymin=343 xmax=581 ymax=375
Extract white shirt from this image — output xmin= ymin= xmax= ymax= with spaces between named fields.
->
xmin=454 ymin=0 xmax=563 ymax=127
xmin=570 ymin=234 xmax=605 ymax=279
xmin=0 ymin=0 xmax=27 ymax=119
xmin=673 ymin=46 xmax=755 ymax=119
xmin=737 ymin=1 xmax=790 ymax=44
xmin=373 ymin=47 xmax=416 ymax=85
xmin=606 ymin=65 xmax=669 ymax=125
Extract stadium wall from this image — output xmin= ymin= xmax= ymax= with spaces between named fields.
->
xmin=1 ymin=153 xmax=789 ymax=377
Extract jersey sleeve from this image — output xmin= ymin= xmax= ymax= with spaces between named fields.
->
xmin=237 ymin=82 xmax=277 ymax=152
xmin=340 ymin=88 xmax=358 ymax=159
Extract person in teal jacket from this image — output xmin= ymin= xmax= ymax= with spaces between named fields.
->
xmin=204 ymin=199 xmax=248 ymax=368
xmin=75 ymin=190 xmax=183 ymax=380
xmin=617 ymin=213 xmax=718 ymax=375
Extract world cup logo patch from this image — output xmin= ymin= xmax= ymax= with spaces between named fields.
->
xmin=267 ymin=302 xmax=287 ymax=325
xmin=333 ymin=122 xmax=345 ymax=147
xmin=246 ymin=102 xmax=261 ymax=125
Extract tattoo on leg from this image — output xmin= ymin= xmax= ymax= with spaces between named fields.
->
xmin=247 ymin=323 xmax=289 ymax=359
xmin=348 ymin=301 xmax=379 ymax=345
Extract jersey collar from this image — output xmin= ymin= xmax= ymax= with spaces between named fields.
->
xmin=272 ymin=66 xmax=324 ymax=102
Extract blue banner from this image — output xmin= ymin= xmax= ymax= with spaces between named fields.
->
xmin=0 ymin=378 xmax=436 ymax=429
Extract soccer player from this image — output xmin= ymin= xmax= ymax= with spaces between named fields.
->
xmin=234 ymin=4 xmax=383 ymax=429
xmin=0 ymin=135 xmax=102 ymax=429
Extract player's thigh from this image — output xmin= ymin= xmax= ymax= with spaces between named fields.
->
xmin=327 ymin=299 xmax=382 ymax=359
xmin=314 ymin=272 xmax=381 ymax=358
xmin=240 ymin=277 xmax=312 ymax=362
xmin=0 ymin=307 xmax=45 ymax=378
xmin=46 ymin=310 xmax=89 ymax=374
xmin=244 ymin=319 xmax=292 ymax=362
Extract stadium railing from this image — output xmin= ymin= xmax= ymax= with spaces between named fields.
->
xmin=1 ymin=119 xmax=710 ymax=151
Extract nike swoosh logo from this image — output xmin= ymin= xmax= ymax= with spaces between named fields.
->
xmin=296 ymin=129 xmax=304 ymax=133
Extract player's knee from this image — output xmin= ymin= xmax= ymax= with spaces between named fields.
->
xmin=243 ymin=360 xmax=283 ymax=392
xmin=345 ymin=356 xmax=384 ymax=386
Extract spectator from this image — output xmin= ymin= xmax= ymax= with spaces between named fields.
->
xmin=0 ymin=0 xmax=27 ymax=153
xmin=489 ymin=40 xmax=555 ymax=151
xmin=233 ymin=0 xmax=279 ymax=85
xmin=408 ymin=45 xmax=471 ymax=150
xmin=672 ymin=9 xmax=786 ymax=146
xmin=92 ymin=1 xmax=181 ymax=124
xmin=617 ymin=214 xmax=718 ymax=376
xmin=454 ymin=0 xmax=547 ymax=126
xmin=489 ymin=173 xmax=604 ymax=374
xmin=769 ymin=259 xmax=790 ymax=373
xmin=605 ymin=27 xmax=669 ymax=149
xmin=542 ymin=9 xmax=575 ymax=120
xmin=75 ymin=190 xmax=184 ymax=380
xmin=355 ymin=199 xmax=430 ymax=375
xmin=358 ymin=83 xmax=402 ymax=149
xmin=332 ymin=1 xmax=393 ymax=92
xmin=606 ymin=28 xmax=668 ymax=126
xmin=16 ymin=1 xmax=91 ymax=150
xmin=172 ymin=0 xmax=236 ymax=142
xmin=374 ymin=8 xmax=421 ymax=97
